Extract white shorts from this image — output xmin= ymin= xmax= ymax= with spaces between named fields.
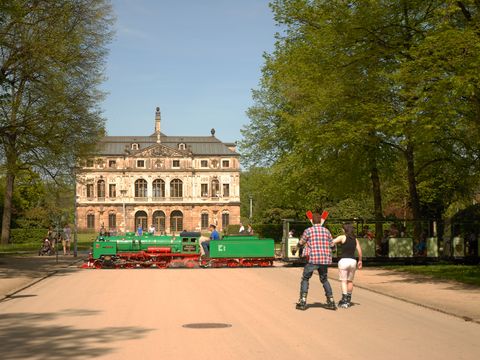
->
xmin=338 ymin=258 xmax=357 ymax=281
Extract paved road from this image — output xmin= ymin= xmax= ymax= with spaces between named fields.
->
xmin=0 ymin=266 xmax=478 ymax=360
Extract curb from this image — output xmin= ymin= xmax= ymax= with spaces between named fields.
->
xmin=328 ymin=276 xmax=479 ymax=325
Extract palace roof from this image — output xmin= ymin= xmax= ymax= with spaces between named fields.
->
xmin=96 ymin=134 xmax=238 ymax=156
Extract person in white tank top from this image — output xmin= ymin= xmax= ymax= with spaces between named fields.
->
xmin=332 ymin=223 xmax=363 ymax=308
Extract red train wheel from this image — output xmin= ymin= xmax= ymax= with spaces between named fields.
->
xmin=184 ymin=260 xmax=199 ymax=268
xmin=227 ymin=260 xmax=240 ymax=268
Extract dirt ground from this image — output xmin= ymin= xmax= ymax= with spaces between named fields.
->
xmin=0 ymin=258 xmax=479 ymax=360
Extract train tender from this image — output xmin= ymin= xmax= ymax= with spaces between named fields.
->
xmin=82 ymin=232 xmax=275 ymax=269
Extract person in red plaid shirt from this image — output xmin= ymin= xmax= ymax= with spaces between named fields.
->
xmin=296 ymin=212 xmax=336 ymax=310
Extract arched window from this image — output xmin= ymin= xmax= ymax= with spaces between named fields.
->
xmin=170 ymin=210 xmax=183 ymax=232
xmin=170 ymin=179 xmax=183 ymax=198
xmin=97 ymin=180 xmax=105 ymax=199
xmin=135 ymin=179 xmax=147 ymax=198
xmin=153 ymin=210 xmax=166 ymax=233
xmin=135 ymin=210 xmax=148 ymax=231
xmin=211 ymin=179 xmax=220 ymax=198
xmin=152 ymin=179 xmax=165 ymax=199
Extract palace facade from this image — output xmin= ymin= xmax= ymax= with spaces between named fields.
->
xmin=75 ymin=107 xmax=240 ymax=233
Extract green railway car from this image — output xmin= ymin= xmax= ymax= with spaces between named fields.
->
xmin=210 ymin=238 xmax=275 ymax=258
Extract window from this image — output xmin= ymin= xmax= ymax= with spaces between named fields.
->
xmin=109 ymin=184 xmax=116 ymax=198
xmin=86 ymin=184 xmax=94 ymax=198
xmin=211 ymin=179 xmax=220 ymax=197
xmin=108 ymin=213 xmax=116 ymax=229
xmin=131 ymin=143 xmax=139 ymax=150
xmin=135 ymin=179 xmax=147 ymax=198
xmin=222 ymin=213 xmax=229 ymax=228
xmin=222 ymin=160 xmax=230 ymax=168
xmin=97 ymin=180 xmax=105 ymax=199
xmin=135 ymin=210 xmax=147 ymax=230
xmin=201 ymin=213 xmax=209 ymax=229
xmin=108 ymin=160 xmax=116 ymax=168
xmin=170 ymin=179 xmax=183 ymax=198
xmin=153 ymin=211 xmax=166 ymax=233
xmin=170 ymin=210 xmax=183 ymax=232
xmin=137 ymin=160 xmax=145 ymax=168
xmin=178 ymin=143 xmax=186 ymax=150
xmin=86 ymin=159 xmax=94 ymax=167
xmin=152 ymin=179 xmax=165 ymax=198
xmin=223 ymin=184 xmax=230 ymax=197
xmin=200 ymin=160 xmax=208 ymax=168
xmin=172 ymin=160 xmax=180 ymax=168
xmin=201 ymin=184 xmax=208 ymax=197
xmin=87 ymin=214 xmax=95 ymax=229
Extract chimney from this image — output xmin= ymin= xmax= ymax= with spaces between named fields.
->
xmin=155 ymin=107 xmax=161 ymax=143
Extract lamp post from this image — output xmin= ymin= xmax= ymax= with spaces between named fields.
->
xmin=249 ymin=195 xmax=253 ymax=221
xmin=121 ymin=189 xmax=127 ymax=233
xmin=73 ymin=194 xmax=78 ymax=257
xmin=72 ymin=166 xmax=78 ymax=257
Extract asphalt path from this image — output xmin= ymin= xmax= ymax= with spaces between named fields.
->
xmin=0 ymin=266 xmax=478 ymax=360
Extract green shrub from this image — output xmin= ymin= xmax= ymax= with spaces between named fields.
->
xmin=252 ymin=224 xmax=283 ymax=241
xmin=10 ymin=228 xmax=48 ymax=244
xmin=225 ymin=224 xmax=241 ymax=235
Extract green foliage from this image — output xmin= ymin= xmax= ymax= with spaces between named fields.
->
xmin=0 ymin=0 xmax=114 ymax=244
xmin=225 ymin=224 xmax=241 ymax=235
xmin=9 ymin=228 xmax=48 ymax=244
xmin=251 ymin=223 xmax=283 ymax=241
xmin=240 ymin=0 xmax=480 ymax=227
xmin=452 ymin=204 xmax=480 ymax=223
xmin=0 ymin=173 xmax=74 ymax=229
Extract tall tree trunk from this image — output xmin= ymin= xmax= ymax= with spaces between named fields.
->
xmin=370 ymin=159 xmax=384 ymax=254
xmin=1 ymin=142 xmax=18 ymax=245
xmin=405 ymin=143 xmax=422 ymax=240
xmin=1 ymin=171 xmax=15 ymax=245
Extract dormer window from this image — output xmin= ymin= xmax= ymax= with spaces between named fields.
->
xmin=131 ymin=143 xmax=139 ymax=150
xmin=178 ymin=143 xmax=186 ymax=150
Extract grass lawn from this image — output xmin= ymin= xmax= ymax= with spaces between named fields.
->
xmin=385 ymin=264 xmax=480 ymax=287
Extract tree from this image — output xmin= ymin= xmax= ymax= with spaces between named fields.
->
xmin=0 ymin=1 xmax=114 ymax=244
xmin=241 ymin=0 xmax=480 ymax=242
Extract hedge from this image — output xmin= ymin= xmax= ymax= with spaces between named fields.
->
xmin=10 ymin=228 xmax=48 ymax=244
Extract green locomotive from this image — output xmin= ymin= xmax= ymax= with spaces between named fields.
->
xmin=84 ymin=233 xmax=275 ymax=269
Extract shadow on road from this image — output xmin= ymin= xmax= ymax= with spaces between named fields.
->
xmin=0 ymin=308 xmax=152 ymax=360
xmin=0 ymin=256 xmax=84 ymax=279
xmin=306 ymin=302 xmax=361 ymax=310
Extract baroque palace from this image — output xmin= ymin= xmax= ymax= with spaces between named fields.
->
xmin=75 ymin=107 xmax=240 ymax=233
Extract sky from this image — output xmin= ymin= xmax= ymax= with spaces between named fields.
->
xmin=102 ymin=0 xmax=278 ymax=143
